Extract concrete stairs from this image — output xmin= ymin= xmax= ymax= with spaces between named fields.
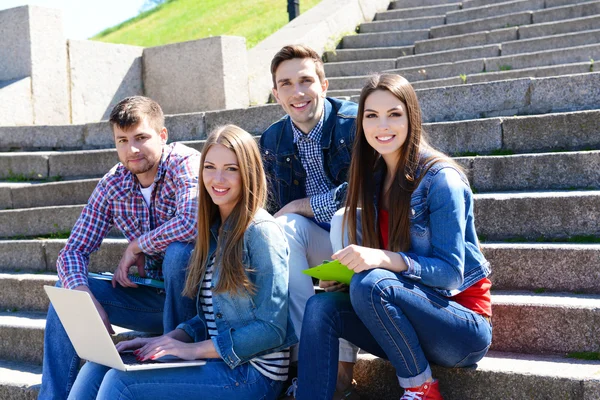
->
xmin=1 ymin=0 xmax=600 ymax=399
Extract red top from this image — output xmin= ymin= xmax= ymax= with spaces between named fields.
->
xmin=378 ymin=209 xmax=492 ymax=317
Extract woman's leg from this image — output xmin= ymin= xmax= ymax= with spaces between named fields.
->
xmin=95 ymin=360 xmax=283 ymax=400
xmin=350 ymin=269 xmax=492 ymax=389
xmin=296 ymin=292 xmax=388 ymax=400
xmin=67 ymin=362 xmax=111 ymax=400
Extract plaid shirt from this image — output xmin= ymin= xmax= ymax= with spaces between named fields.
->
xmin=291 ymin=110 xmax=337 ymax=223
xmin=57 ymin=142 xmax=201 ymax=290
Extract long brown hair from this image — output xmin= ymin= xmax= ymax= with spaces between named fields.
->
xmin=344 ymin=74 xmax=456 ymax=252
xmin=184 ymin=125 xmax=267 ymax=297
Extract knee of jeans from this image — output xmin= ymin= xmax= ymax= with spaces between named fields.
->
xmin=276 ymin=213 xmax=310 ymax=239
xmin=349 ymin=270 xmax=391 ymax=312
xmin=162 ymin=242 xmax=193 ymax=279
xmin=303 ymin=294 xmax=338 ymax=331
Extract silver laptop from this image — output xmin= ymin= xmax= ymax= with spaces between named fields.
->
xmin=44 ymin=285 xmax=206 ymax=371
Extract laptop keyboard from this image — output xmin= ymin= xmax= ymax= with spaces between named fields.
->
xmin=120 ymin=352 xmax=163 ymax=365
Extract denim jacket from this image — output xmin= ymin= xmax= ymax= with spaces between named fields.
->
xmin=259 ymin=97 xmax=357 ymax=217
xmin=377 ymin=156 xmax=491 ymax=297
xmin=176 ymin=208 xmax=298 ymax=369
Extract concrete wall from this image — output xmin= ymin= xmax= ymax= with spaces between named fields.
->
xmin=68 ymin=40 xmax=144 ymax=124
xmin=0 ymin=5 xmax=69 ymax=125
xmin=0 ymin=78 xmax=33 ymax=126
xmin=144 ymin=36 xmax=249 ymax=114
xmin=247 ymin=0 xmax=390 ymax=104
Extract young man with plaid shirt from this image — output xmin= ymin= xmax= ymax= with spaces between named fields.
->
xmin=260 ymin=45 xmax=359 ymax=398
xmin=39 ymin=96 xmax=201 ymax=400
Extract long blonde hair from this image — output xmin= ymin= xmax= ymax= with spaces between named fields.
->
xmin=183 ymin=125 xmax=267 ymax=297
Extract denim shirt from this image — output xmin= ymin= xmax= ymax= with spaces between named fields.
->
xmin=259 ymin=97 xmax=357 ymax=218
xmin=377 ymin=157 xmax=491 ymax=297
xmin=177 ymin=208 xmax=298 ymax=369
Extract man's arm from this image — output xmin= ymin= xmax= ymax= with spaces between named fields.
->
xmin=136 ymin=152 xmax=200 ymax=255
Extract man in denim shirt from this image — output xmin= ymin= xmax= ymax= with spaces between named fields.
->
xmin=259 ymin=45 xmax=358 ymax=393
xmin=39 ymin=96 xmax=200 ymax=399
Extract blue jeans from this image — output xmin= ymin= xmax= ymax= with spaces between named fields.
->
xmin=67 ymin=360 xmax=284 ymax=400
xmin=38 ymin=242 xmax=197 ymax=400
xmin=296 ymin=269 xmax=492 ymax=400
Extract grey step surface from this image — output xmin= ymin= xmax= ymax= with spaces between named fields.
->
xmin=0 ymin=238 xmax=125 ymax=272
xmin=4 ymin=109 xmax=600 ymax=202
xmin=474 ymin=190 xmax=600 ymax=241
xmin=324 ymin=46 xmax=414 ymax=63
xmin=0 ymin=311 xmax=151 ymax=365
xmin=502 ymin=28 xmax=600 ymax=55
xmin=0 ymin=104 xmax=282 ymax=152
xmin=0 ymin=360 xmax=40 ymax=400
xmin=387 ymin=0 xmax=458 ymax=9
xmin=1 ymin=291 xmax=597 ymax=364
xmin=355 ymin=351 xmax=600 ymax=400
xmin=446 ymin=0 xmax=545 ymax=24
xmin=2 ymin=350 xmax=600 ymax=400
xmin=520 ymin=13 xmax=600 ymax=39
xmin=341 ymin=29 xmax=430 ymax=49
xmin=3 ymin=243 xmax=600 ymax=314
xmin=384 ymin=2 xmax=460 ymax=18
xmin=360 ymin=15 xmax=445 ymax=33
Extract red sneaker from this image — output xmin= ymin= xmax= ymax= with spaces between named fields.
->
xmin=400 ymin=379 xmax=444 ymax=400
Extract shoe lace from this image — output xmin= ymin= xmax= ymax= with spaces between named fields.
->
xmin=285 ymin=377 xmax=298 ymax=397
xmin=400 ymin=389 xmax=424 ymax=400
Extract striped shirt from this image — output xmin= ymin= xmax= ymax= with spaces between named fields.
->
xmin=57 ymin=143 xmax=200 ymax=289
xmin=291 ymin=110 xmax=338 ymax=223
xmin=201 ymin=258 xmax=290 ymax=381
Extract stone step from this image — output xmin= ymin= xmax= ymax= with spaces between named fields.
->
xmin=387 ymin=0 xmax=459 ymax=10
xmin=327 ymin=41 xmax=600 ymax=79
xmin=0 ymin=205 xmax=84 ymax=238
xmin=485 ymin=243 xmax=600 ymax=294
xmin=503 ymin=28 xmax=600 ymax=55
xmin=431 ymin=1 xmax=600 ymax=38
xmin=4 ymin=107 xmax=600 ymax=195
xmin=447 ymin=0 xmax=545 ymax=25
xmin=2 ymin=242 xmax=600 ymax=314
xmin=0 ymin=140 xmax=204 ymax=181
xmin=323 ymin=46 xmax=413 ymax=63
xmin=327 ymin=60 xmax=593 ymax=95
xmin=474 ymin=191 xmax=600 ymax=241
xmin=520 ymin=13 xmax=600 ymax=40
xmin=462 ymin=0 xmax=593 ymax=8
xmin=1 ymin=291 xmax=597 ymax=365
xmin=0 ymin=360 xmax=40 ymax=400
xmin=2 ymin=350 xmax=600 ymax=400
xmin=355 ymin=351 xmax=600 ymax=399
xmin=360 ymin=15 xmax=445 ymax=33
xmin=384 ymin=2 xmax=460 ymax=18
xmin=461 ymin=150 xmax=600 ymax=192
xmin=0 ymin=104 xmax=282 ymax=152
xmin=0 ymin=311 xmax=149 ymax=365
xmin=0 ymin=238 xmax=125 ymax=273
xmin=341 ymin=29 xmax=430 ymax=49
xmin=0 ymin=178 xmax=98 ymax=210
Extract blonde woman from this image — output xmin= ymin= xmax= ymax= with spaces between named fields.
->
xmin=68 ymin=125 xmax=297 ymax=400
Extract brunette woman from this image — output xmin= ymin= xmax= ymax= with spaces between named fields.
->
xmin=67 ymin=125 xmax=297 ymax=400
xmin=296 ymin=75 xmax=492 ymax=400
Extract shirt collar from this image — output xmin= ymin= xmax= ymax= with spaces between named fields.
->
xmin=292 ymin=107 xmax=325 ymax=145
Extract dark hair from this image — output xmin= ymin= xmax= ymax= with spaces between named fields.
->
xmin=109 ymin=96 xmax=165 ymax=134
xmin=343 ymin=74 xmax=457 ymax=251
xmin=270 ymin=44 xmax=326 ymax=88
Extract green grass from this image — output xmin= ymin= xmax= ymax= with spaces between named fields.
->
xmin=93 ymin=0 xmax=323 ymax=48
xmin=567 ymin=352 xmax=600 ymax=361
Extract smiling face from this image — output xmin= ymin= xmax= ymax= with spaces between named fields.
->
xmin=362 ymin=89 xmax=409 ymax=171
xmin=202 ymin=143 xmax=242 ymax=222
xmin=114 ymin=116 xmax=167 ymax=188
xmin=272 ymin=57 xmax=329 ymax=134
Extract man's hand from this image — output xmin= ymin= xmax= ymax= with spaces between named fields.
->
xmin=332 ymin=244 xmax=406 ymax=274
xmin=319 ymin=280 xmax=348 ymax=292
xmin=113 ymin=239 xmax=144 ymax=288
xmin=73 ymin=285 xmax=115 ymax=335
xmin=274 ymin=197 xmax=314 ymax=218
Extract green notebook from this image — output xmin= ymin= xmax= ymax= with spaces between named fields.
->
xmin=302 ymin=260 xmax=354 ymax=285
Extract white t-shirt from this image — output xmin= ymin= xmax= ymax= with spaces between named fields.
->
xmin=139 ymin=182 xmax=155 ymax=207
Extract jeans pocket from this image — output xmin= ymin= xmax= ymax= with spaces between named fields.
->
xmin=453 ymin=344 xmax=491 ymax=368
